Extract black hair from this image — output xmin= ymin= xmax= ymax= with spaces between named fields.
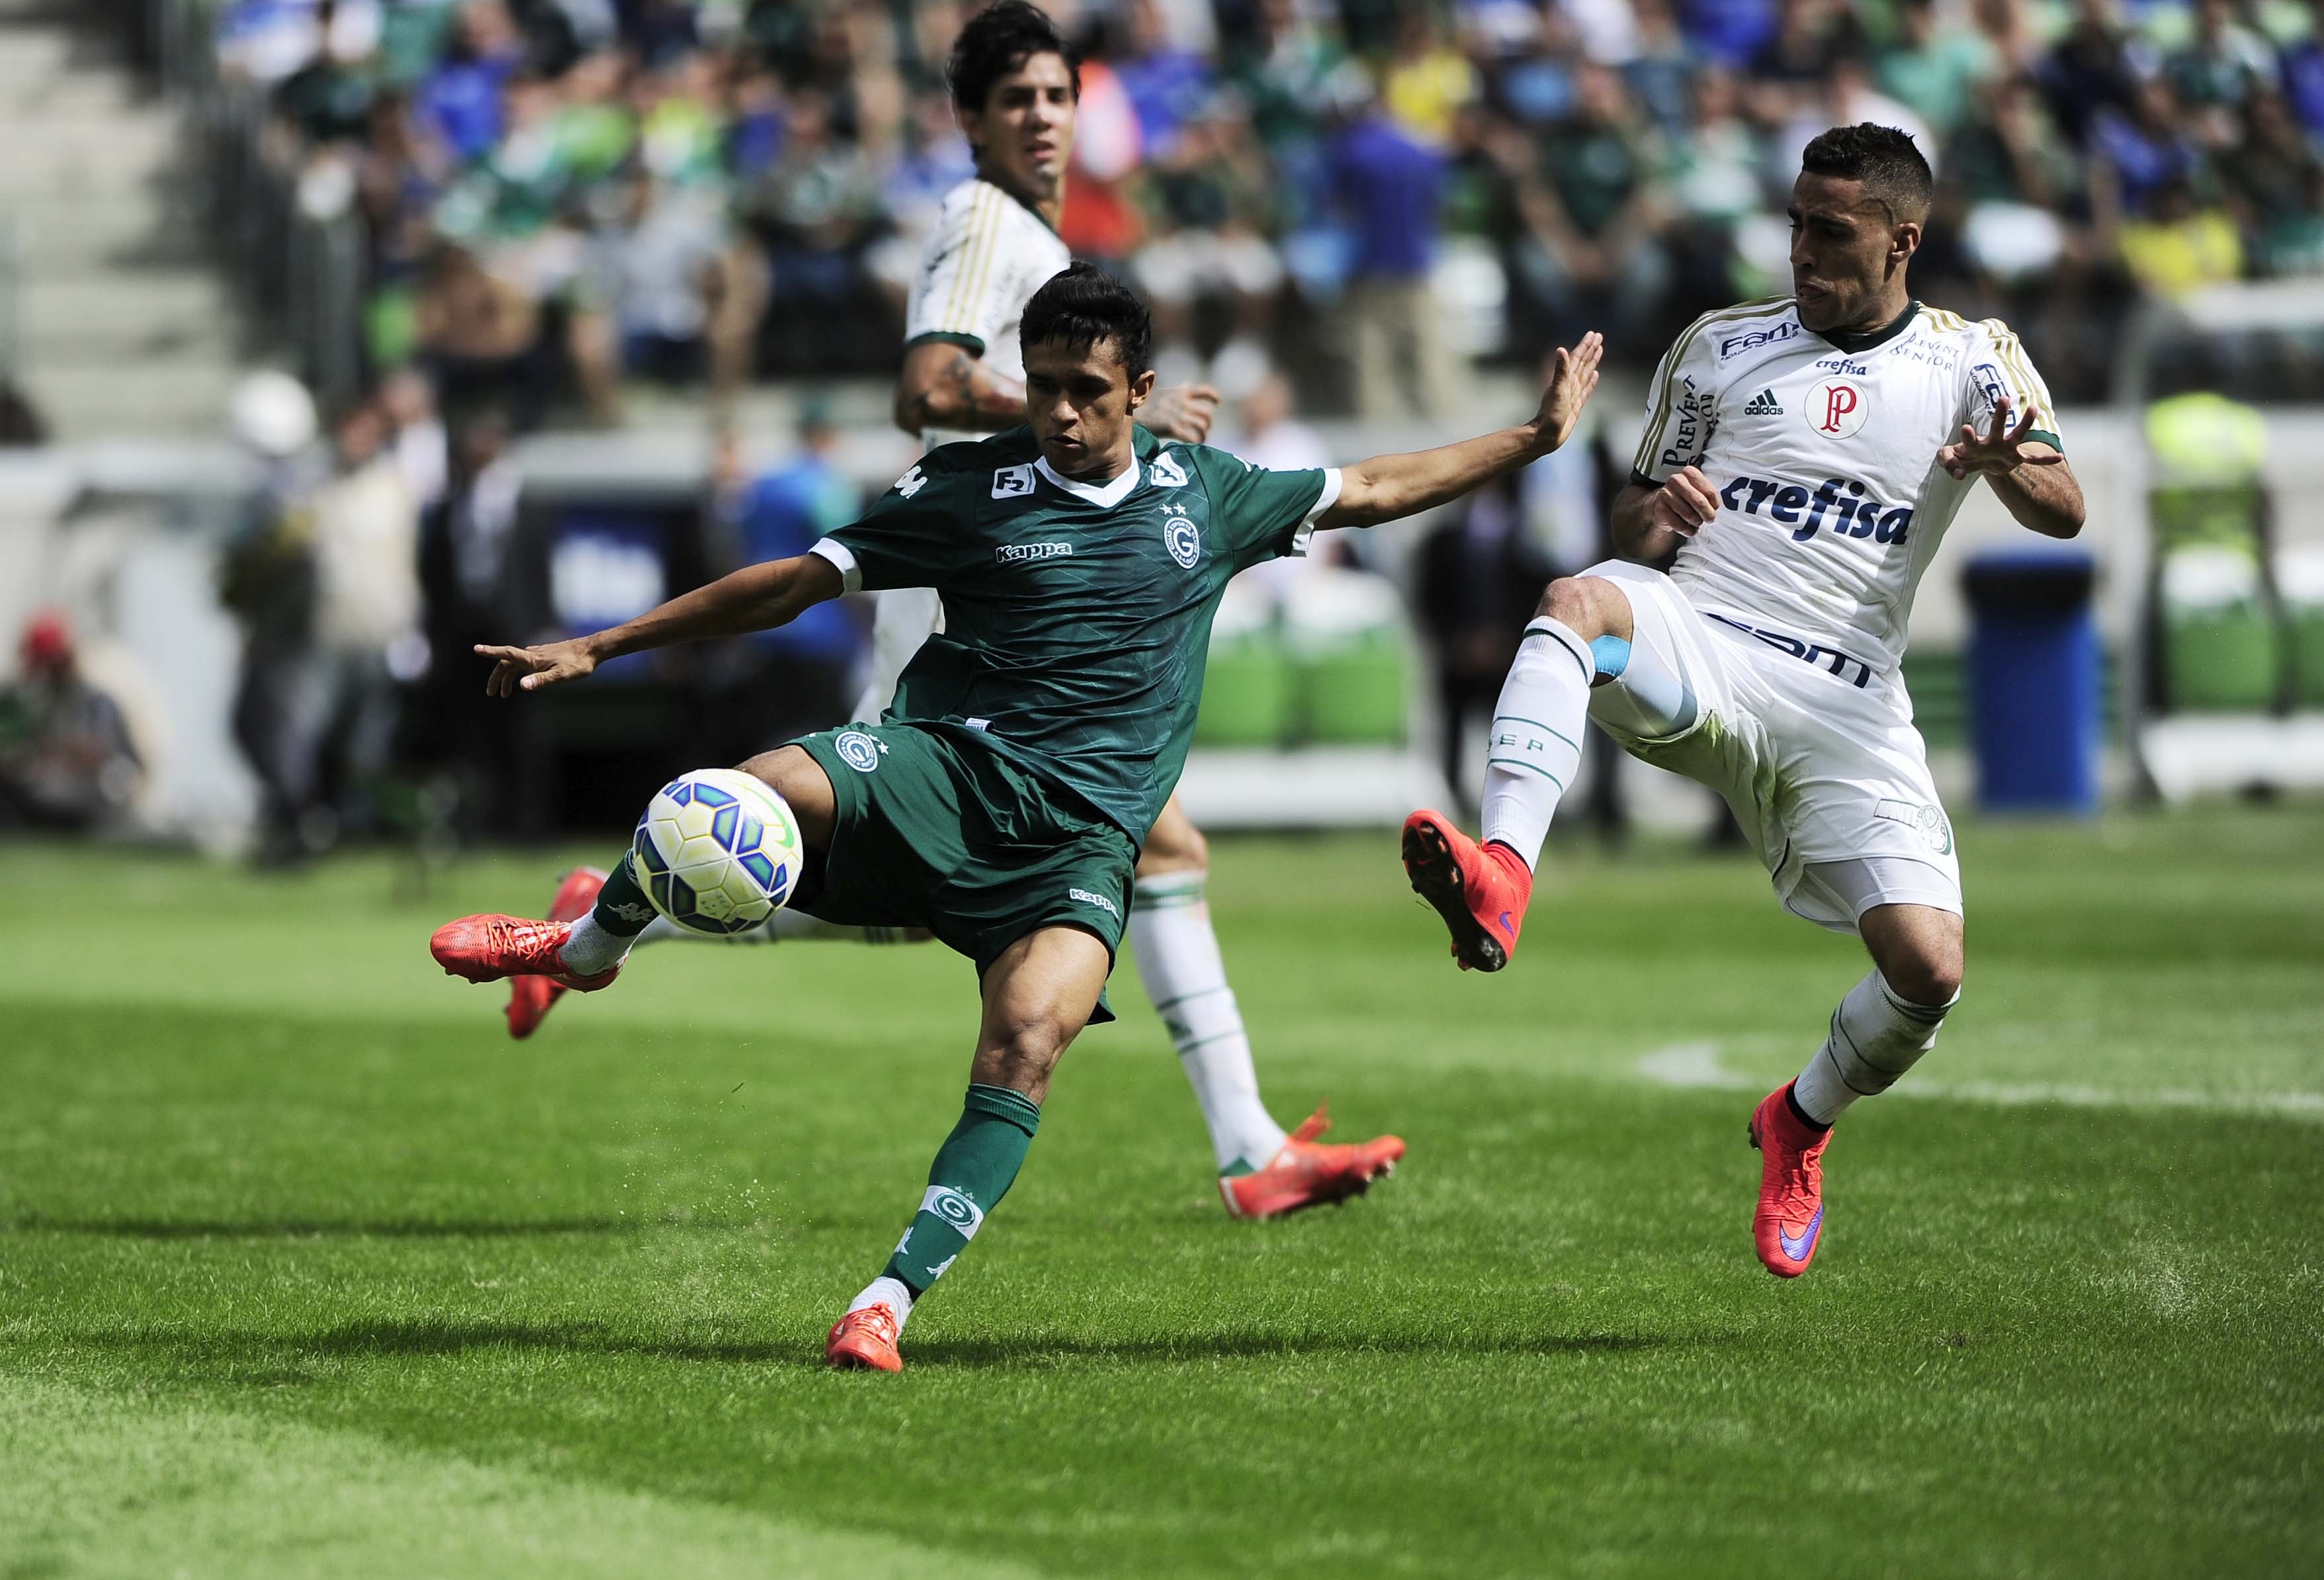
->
xmin=1800 ymin=122 xmax=1934 ymax=222
xmin=949 ymin=1 xmax=1078 ymax=112
xmin=1020 ymin=263 xmax=1152 ymax=378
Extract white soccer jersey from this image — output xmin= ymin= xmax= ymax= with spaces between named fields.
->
xmin=1631 ymin=298 xmax=2061 ymax=674
xmin=903 ymin=177 xmax=1073 ymax=434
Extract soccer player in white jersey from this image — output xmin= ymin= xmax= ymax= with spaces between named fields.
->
xmin=1400 ymin=125 xmax=2086 ymax=1278
xmin=507 ymin=2 xmax=1404 ymax=1219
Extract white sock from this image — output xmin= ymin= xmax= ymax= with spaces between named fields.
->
xmin=557 ymin=911 xmax=632 ymax=975
xmin=1791 ymin=969 xmax=1956 ymax=1125
xmin=1479 ymin=617 xmax=1593 ymax=870
xmin=635 ymin=912 xmax=919 ymax=947
xmin=848 ymin=1274 xmax=915 ymax=1327
xmin=1130 ymin=870 xmax=1289 ymax=1172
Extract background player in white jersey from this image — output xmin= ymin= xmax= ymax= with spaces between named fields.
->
xmin=1399 ymin=125 xmax=2085 ymax=1278
xmin=509 ymin=3 xmax=1404 ymax=1219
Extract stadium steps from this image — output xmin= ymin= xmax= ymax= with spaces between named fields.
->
xmin=0 ymin=11 xmax=242 ymax=440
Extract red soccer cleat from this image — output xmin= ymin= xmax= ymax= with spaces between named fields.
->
xmin=1221 ymin=1105 xmax=1406 ymax=1220
xmin=1400 ymin=809 xmax=1533 ymax=972
xmin=431 ymin=914 xmax=621 ymax=993
xmin=1748 ymin=1083 xmax=1830 ymax=1278
xmin=826 ymin=1303 xmax=904 ymax=1372
xmin=506 ymin=867 xmax=609 ymax=1039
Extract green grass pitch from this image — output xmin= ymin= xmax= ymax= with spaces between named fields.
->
xmin=3 ymin=807 xmax=2320 ymax=1577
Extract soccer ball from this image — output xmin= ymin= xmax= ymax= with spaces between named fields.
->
xmin=630 ymin=769 xmax=804 ymax=936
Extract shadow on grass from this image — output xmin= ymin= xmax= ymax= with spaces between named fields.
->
xmin=2 ymin=1217 xmax=753 ymax=1240
xmin=62 ymin=1317 xmax=1723 ymax=1374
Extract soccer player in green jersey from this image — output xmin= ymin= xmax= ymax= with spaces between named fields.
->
xmin=432 ymin=265 xmax=1604 ymax=1370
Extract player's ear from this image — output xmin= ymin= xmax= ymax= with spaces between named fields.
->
xmin=1891 ymin=220 xmax=1922 ymax=271
xmin=1127 ymin=367 xmax=1158 ymax=410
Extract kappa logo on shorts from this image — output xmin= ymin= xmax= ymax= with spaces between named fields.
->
xmin=1149 ymin=451 xmax=1189 ymax=488
xmin=836 ymin=730 xmax=885 ymax=773
xmin=1875 ymin=798 xmax=1954 ymax=855
xmin=992 ymin=462 xmax=1035 ymax=499
xmin=1162 ymin=502 xmax=1201 ymax=569
xmin=893 ymin=464 xmax=928 ymax=499
xmin=1068 ymin=886 xmax=1121 ymax=919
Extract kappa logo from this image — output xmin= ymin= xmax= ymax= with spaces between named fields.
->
xmin=920 ymin=1184 xmax=986 ymax=1237
xmin=1876 ymin=798 xmax=1954 ymax=855
xmin=1068 ymin=886 xmax=1121 ymax=919
xmin=1805 ymin=376 xmax=1868 ymax=439
xmin=998 ymin=540 xmax=1072 ymax=564
xmin=1150 ymin=451 xmax=1189 ymax=488
xmin=991 ymin=462 xmax=1035 ymax=499
xmin=605 ymin=898 xmax=656 ymax=924
xmin=1743 ymin=387 xmax=1783 ymax=416
xmin=1162 ymin=505 xmax=1201 ymax=569
xmin=835 ymin=730 xmax=885 ymax=773
xmin=894 ymin=464 xmax=927 ymax=499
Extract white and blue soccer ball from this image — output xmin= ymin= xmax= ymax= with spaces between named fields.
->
xmin=630 ymin=769 xmax=804 ymax=936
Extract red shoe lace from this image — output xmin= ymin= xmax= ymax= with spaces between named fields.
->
xmin=482 ymin=916 xmax=566 ymax=972
xmin=843 ymin=1303 xmax=900 ymax=1346
xmin=1772 ymin=1136 xmax=1824 ymax=1219
xmin=1286 ymin=1104 xmax=1332 ymax=1147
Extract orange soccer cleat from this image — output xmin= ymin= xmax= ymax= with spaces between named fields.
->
xmin=1221 ymin=1105 xmax=1406 ymax=1220
xmin=826 ymin=1303 xmax=904 ymax=1372
xmin=506 ymin=867 xmax=609 ymax=1039
xmin=1400 ymin=809 xmax=1533 ymax=973
xmin=430 ymin=914 xmax=621 ymax=993
xmin=1748 ymin=1083 xmax=1830 ymax=1278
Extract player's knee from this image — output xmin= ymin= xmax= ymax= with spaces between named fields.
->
xmin=1883 ymin=945 xmax=1963 ymax=1008
xmin=1540 ymin=576 xmax=1626 ymax=642
xmin=1137 ymin=818 xmax=1207 ymax=877
xmin=984 ymin=1007 xmax=1073 ymax=1087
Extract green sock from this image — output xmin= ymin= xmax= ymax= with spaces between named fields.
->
xmin=589 ymin=854 xmax=656 ymax=937
xmin=883 ymin=1083 xmax=1042 ymax=1297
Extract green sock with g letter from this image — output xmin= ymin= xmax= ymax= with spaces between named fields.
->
xmin=883 ymin=1084 xmax=1043 ymax=1296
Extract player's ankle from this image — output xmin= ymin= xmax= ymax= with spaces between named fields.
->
xmin=1482 ymin=839 xmax=1535 ymax=899
xmin=1782 ymin=1082 xmax=1832 ymax=1134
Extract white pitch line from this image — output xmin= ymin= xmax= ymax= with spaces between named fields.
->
xmin=1634 ymin=1042 xmax=2324 ymax=1121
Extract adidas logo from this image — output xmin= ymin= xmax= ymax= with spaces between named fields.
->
xmin=1744 ymin=388 xmax=1783 ymax=416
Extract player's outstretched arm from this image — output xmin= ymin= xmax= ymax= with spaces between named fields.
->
xmin=1938 ymin=398 xmax=2084 ymax=539
xmin=894 ymin=341 xmax=1032 ymax=435
xmin=1318 ymin=333 xmax=1602 ymax=531
xmin=474 ymin=554 xmax=848 ymax=697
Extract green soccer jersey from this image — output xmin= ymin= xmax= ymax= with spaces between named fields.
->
xmin=810 ymin=424 xmax=1340 ymax=844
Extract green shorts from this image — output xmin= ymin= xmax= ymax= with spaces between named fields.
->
xmin=790 ymin=722 xmax=1137 ymax=1020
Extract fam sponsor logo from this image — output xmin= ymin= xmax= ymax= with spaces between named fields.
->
xmin=1805 ymin=376 xmax=1868 ymax=438
xmin=1719 ymin=320 xmax=1799 ymax=359
xmin=1967 ymin=361 xmax=2010 ymax=414
xmin=835 ymin=730 xmax=884 ymax=773
xmin=1149 ymin=451 xmax=1189 ymax=488
xmin=991 ymin=462 xmax=1035 ymax=498
xmin=1717 ymin=472 xmax=1915 ymax=545
xmin=998 ymin=540 xmax=1072 ymax=564
xmin=1068 ymin=886 xmax=1121 ymax=919
xmin=1162 ymin=502 xmax=1201 ymax=568
xmin=1703 ymin=611 xmax=1877 ymax=690
xmin=1876 ymin=797 xmax=1954 ymax=854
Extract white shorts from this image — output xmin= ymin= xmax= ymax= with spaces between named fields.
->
xmin=850 ymin=586 xmax=944 ymax=724
xmin=1582 ymin=560 xmax=1963 ymax=934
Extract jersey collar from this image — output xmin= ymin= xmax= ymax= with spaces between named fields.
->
xmin=1035 ymin=453 xmax=1142 ymax=509
xmin=1815 ymin=299 xmax=1920 ymax=355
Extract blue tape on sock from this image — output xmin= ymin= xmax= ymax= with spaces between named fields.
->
xmin=1589 ymin=635 xmax=1631 ymax=680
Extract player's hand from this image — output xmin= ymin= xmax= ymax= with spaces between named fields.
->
xmin=1938 ymin=397 xmax=2064 ymax=480
xmin=1532 ymin=331 xmax=1604 ymax=453
xmin=476 ymin=638 xmax=599 ymax=697
xmin=1654 ymin=465 xmax=1718 ymax=539
xmin=1139 ymin=382 xmax=1221 ymax=443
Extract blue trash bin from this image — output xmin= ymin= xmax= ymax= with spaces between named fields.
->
xmin=1961 ymin=550 xmax=2100 ymax=814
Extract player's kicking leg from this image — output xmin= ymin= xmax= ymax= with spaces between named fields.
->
xmin=1751 ymin=900 xmax=1961 ymax=1276
xmin=1402 ymin=574 xmax=1647 ymax=970
xmin=828 ymin=923 xmax=1108 ymax=1372
xmin=1134 ymin=795 xmax=1404 ymax=1217
xmin=501 ymin=866 xmax=926 ymax=1040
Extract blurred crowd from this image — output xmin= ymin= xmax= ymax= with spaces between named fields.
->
xmin=217 ymin=0 xmax=2324 ymax=425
